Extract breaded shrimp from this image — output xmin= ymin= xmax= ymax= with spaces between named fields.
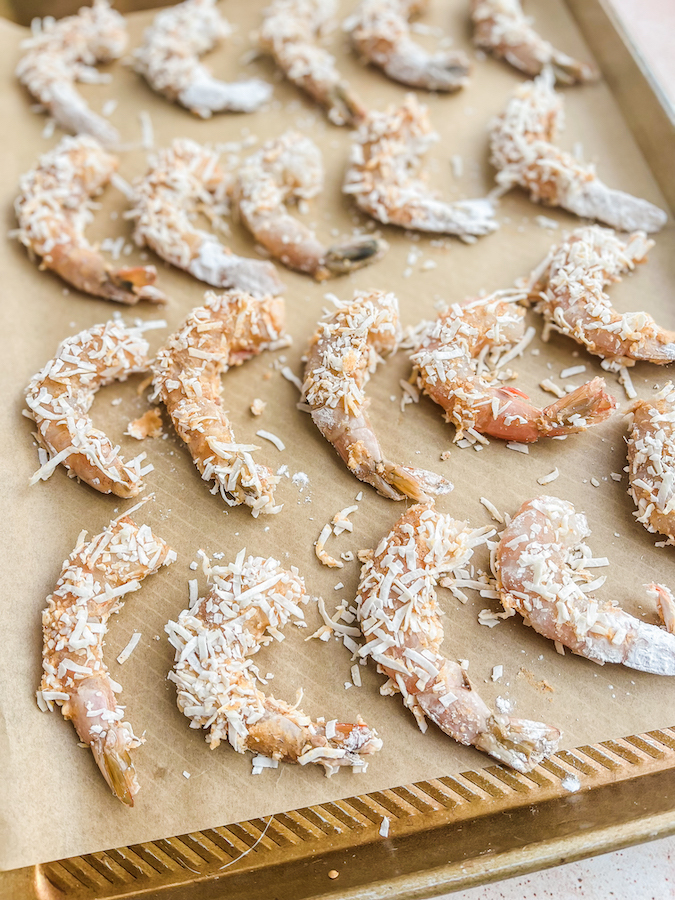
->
xmin=25 ymin=321 xmax=154 ymax=498
xmin=490 ymin=71 xmax=667 ymax=232
xmin=130 ymin=138 xmax=283 ymax=297
xmin=166 ymin=551 xmax=382 ymax=773
xmin=16 ymin=0 xmax=126 ymax=146
xmin=233 ymin=131 xmax=387 ymax=280
xmin=343 ymin=95 xmax=498 ymax=236
xmin=15 ymin=135 xmax=165 ymax=305
xmin=356 ymin=503 xmax=561 ymax=772
xmin=302 ymin=290 xmax=452 ymax=501
xmin=152 ymin=290 xmax=285 ymax=516
xmin=134 ymin=0 xmax=272 ymax=117
xmin=259 ymin=0 xmax=366 ymax=125
xmin=495 ymin=495 xmax=675 ymax=674
xmin=411 ymin=291 xmax=616 ymax=443
xmin=37 ymin=514 xmax=176 ymax=806
xmin=345 ymin=0 xmax=470 ymax=91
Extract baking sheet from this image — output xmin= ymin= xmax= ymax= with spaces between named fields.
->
xmin=2 ymin=0 xmax=675 ymax=872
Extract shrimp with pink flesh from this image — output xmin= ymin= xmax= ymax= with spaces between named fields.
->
xmin=345 ymin=0 xmax=470 ymax=91
xmin=25 ymin=321 xmax=154 ymax=498
xmin=130 ymin=139 xmax=283 ymax=297
xmin=495 ymin=496 xmax=675 ymax=675
xmin=490 ymin=71 xmax=667 ymax=233
xmin=166 ymin=552 xmax=382 ymax=772
xmin=343 ymin=95 xmax=498 ymax=236
xmin=134 ymin=0 xmax=272 ymax=118
xmin=152 ymin=290 xmax=284 ymax=516
xmin=233 ymin=131 xmax=387 ymax=280
xmin=38 ymin=514 xmax=176 ymax=806
xmin=411 ymin=291 xmax=616 ymax=443
xmin=356 ymin=504 xmax=561 ymax=771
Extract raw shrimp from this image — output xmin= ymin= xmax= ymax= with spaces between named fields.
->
xmin=495 ymin=495 xmax=675 ymax=674
xmin=490 ymin=71 xmax=668 ymax=232
xmin=16 ymin=0 xmax=126 ymax=146
xmin=37 ymin=513 xmax=176 ymax=805
xmin=166 ymin=552 xmax=382 ymax=773
xmin=345 ymin=0 xmax=470 ymax=91
xmin=411 ymin=291 xmax=616 ymax=443
xmin=471 ymin=0 xmax=596 ymax=84
xmin=134 ymin=0 xmax=272 ymax=117
xmin=343 ymin=95 xmax=498 ymax=236
xmin=524 ymin=226 xmax=675 ymax=366
xmin=233 ymin=131 xmax=388 ymax=280
xmin=302 ymin=290 xmax=452 ymax=501
xmin=152 ymin=290 xmax=285 ymax=516
xmin=15 ymin=135 xmax=165 ymax=305
xmin=356 ymin=503 xmax=561 ymax=772
xmin=131 ymin=138 xmax=283 ymax=297
xmin=25 ymin=321 xmax=154 ymax=498
xmin=259 ymin=0 xmax=366 ymax=126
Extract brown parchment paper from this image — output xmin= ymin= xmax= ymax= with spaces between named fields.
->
xmin=2 ymin=0 xmax=675 ymax=872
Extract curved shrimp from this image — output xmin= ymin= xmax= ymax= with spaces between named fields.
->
xmin=259 ymin=0 xmax=366 ymax=126
xmin=411 ymin=291 xmax=616 ymax=443
xmin=233 ymin=131 xmax=388 ymax=280
xmin=490 ymin=71 xmax=667 ymax=233
xmin=134 ymin=0 xmax=272 ymax=118
xmin=37 ymin=514 xmax=176 ymax=805
xmin=15 ymin=0 xmax=126 ymax=146
xmin=356 ymin=503 xmax=561 ymax=772
xmin=495 ymin=495 xmax=675 ymax=675
xmin=130 ymin=139 xmax=283 ymax=297
xmin=471 ymin=0 xmax=597 ymax=85
xmin=302 ymin=290 xmax=452 ymax=501
xmin=152 ymin=290 xmax=284 ymax=516
xmin=345 ymin=0 xmax=470 ymax=91
xmin=25 ymin=321 xmax=154 ymax=498
xmin=15 ymin=135 xmax=165 ymax=305
xmin=166 ymin=552 xmax=382 ymax=773
xmin=343 ymin=95 xmax=498 ymax=236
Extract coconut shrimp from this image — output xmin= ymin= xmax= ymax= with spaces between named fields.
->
xmin=15 ymin=135 xmax=165 ymax=305
xmin=411 ymin=292 xmax=616 ymax=443
xmin=152 ymin=290 xmax=284 ymax=516
xmin=495 ymin=496 xmax=675 ymax=674
xmin=38 ymin=514 xmax=176 ymax=805
xmin=233 ymin=131 xmax=388 ymax=280
xmin=166 ymin=552 xmax=382 ymax=772
xmin=302 ymin=290 xmax=452 ymax=501
xmin=356 ymin=504 xmax=561 ymax=771
xmin=345 ymin=0 xmax=470 ymax=91
xmin=134 ymin=0 xmax=272 ymax=118
xmin=26 ymin=321 xmax=154 ymax=498
xmin=259 ymin=0 xmax=366 ymax=126
xmin=343 ymin=96 xmax=498 ymax=236
xmin=490 ymin=71 xmax=667 ymax=233
xmin=131 ymin=139 xmax=283 ymax=297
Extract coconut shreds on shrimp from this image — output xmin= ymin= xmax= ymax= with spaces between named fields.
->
xmin=490 ymin=71 xmax=667 ymax=233
xmin=233 ymin=131 xmax=388 ymax=280
xmin=356 ymin=504 xmax=561 ymax=771
xmin=38 ymin=514 xmax=176 ymax=806
xmin=302 ymin=290 xmax=452 ymax=501
xmin=152 ymin=290 xmax=284 ymax=516
xmin=343 ymin=95 xmax=498 ymax=236
xmin=130 ymin=138 xmax=283 ymax=297
xmin=133 ymin=0 xmax=272 ymax=117
xmin=345 ymin=0 xmax=470 ymax=91
xmin=26 ymin=321 xmax=154 ymax=498
xmin=495 ymin=496 xmax=675 ymax=675
xmin=166 ymin=552 xmax=382 ymax=772
xmin=411 ymin=291 xmax=616 ymax=443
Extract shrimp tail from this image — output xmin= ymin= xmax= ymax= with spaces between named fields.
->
xmin=474 ymin=714 xmax=561 ymax=773
xmin=330 ymin=83 xmax=367 ymax=126
xmin=324 ymin=235 xmax=389 ymax=276
xmin=90 ymin=734 xmax=137 ymax=807
xmin=552 ymin=57 xmax=598 ymax=86
xmin=563 ymin=180 xmax=667 ymax=234
xmin=107 ymin=265 xmax=168 ymax=305
xmin=539 ymin=377 xmax=616 ymax=435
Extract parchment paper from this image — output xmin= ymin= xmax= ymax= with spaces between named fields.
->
xmin=2 ymin=0 xmax=674 ymax=871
